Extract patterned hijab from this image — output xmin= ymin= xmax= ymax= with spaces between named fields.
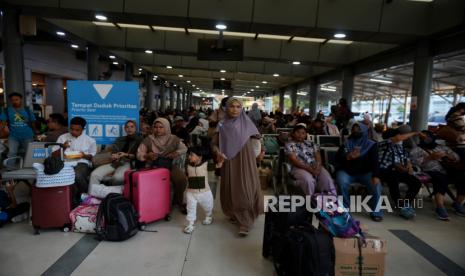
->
xmin=345 ymin=122 xmax=375 ymax=157
xmin=219 ymin=97 xmax=260 ymax=160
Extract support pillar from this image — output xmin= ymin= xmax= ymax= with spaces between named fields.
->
xmin=169 ymin=86 xmax=175 ymax=110
xmin=176 ymin=87 xmax=182 ymax=110
xmin=309 ymin=81 xmax=319 ymax=118
xmin=2 ymin=9 xmax=26 ymax=98
xmin=160 ymin=83 xmax=167 ymax=113
xmin=87 ymin=45 xmax=100 ymax=80
xmin=279 ymin=89 xmax=285 ymax=112
xmin=290 ymin=86 xmax=297 ymax=114
xmin=124 ymin=62 xmax=134 ymax=81
xmin=342 ymin=68 xmax=354 ymax=108
xmin=145 ymin=73 xmax=155 ymax=110
xmin=410 ymin=41 xmax=433 ymax=131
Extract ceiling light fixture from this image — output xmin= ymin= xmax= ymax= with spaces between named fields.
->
xmin=56 ymin=31 xmax=66 ymax=36
xmin=166 ymin=65 xmax=173 ymax=69
xmin=220 ymin=78 xmax=225 ymax=81
xmin=95 ymin=14 xmax=107 ymax=21
xmin=369 ymin=78 xmax=393 ymax=84
xmin=251 ymin=89 xmax=254 ymax=92
xmin=321 ymin=87 xmax=336 ymax=92
xmin=334 ymin=33 xmax=346 ymax=39
xmin=262 ymin=81 xmax=268 ymax=84
xmin=292 ymin=61 xmax=301 ymax=65
xmin=109 ymin=55 xmax=116 ymax=59
xmin=71 ymin=44 xmax=79 ymax=49
xmin=220 ymin=70 xmax=226 ymax=73
xmin=145 ymin=50 xmax=153 ymax=54
xmin=112 ymin=62 xmax=118 ymax=65
xmin=187 ymin=80 xmax=191 ymax=83
xmin=178 ymin=75 xmax=184 ymax=77
xmin=215 ymin=24 xmax=227 ymax=30
xmin=273 ymin=73 xmax=279 ymax=77
xmin=138 ymin=68 xmax=142 ymax=71
xmin=255 ymin=86 xmax=260 ymax=88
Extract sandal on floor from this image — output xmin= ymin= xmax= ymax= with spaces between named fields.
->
xmin=238 ymin=226 xmax=249 ymax=237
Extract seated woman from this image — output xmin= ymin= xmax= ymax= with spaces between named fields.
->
xmin=88 ymin=120 xmax=143 ymax=198
xmin=335 ymin=122 xmax=383 ymax=222
xmin=285 ymin=125 xmax=336 ymax=196
xmin=410 ymin=131 xmax=465 ymax=220
xmin=137 ymin=118 xmax=188 ymax=207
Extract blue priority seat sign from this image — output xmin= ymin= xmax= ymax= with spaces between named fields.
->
xmin=67 ymin=81 xmax=140 ymax=144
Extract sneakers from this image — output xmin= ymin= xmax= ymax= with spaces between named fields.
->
xmin=183 ymin=224 xmax=194 ymax=234
xmin=11 ymin=212 xmax=28 ymax=223
xmin=399 ymin=207 xmax=416 ymax=220
xmin=452 ymin=202 xmax=465 ymax=217
xmin=435 ymin=207 xmax=450 ymax=221
xmin=202 ymin=216 xmax=213 ymax=225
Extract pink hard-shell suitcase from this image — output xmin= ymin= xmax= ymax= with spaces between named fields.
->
xmin=123 ymin=168 xmax=171 ymax=225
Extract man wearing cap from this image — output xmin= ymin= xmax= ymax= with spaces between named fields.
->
xmin=172 ymin=116 xmax=189 ymax=144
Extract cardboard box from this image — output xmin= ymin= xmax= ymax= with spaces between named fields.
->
xmin=334 ymin=236 xmax=387 ymax=276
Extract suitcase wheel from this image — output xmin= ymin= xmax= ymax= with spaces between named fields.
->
xmin=164 ymin=214 xmax=171 ymax=221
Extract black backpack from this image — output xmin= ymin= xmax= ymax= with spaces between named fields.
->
xmin=95 ymin=193 xmax=139 ymax=241
xmin=273 ymin=225 xmax=335 ymax=276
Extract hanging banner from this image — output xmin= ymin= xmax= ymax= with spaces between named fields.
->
xmin=67 ymin=81 xmax=140 ymax=145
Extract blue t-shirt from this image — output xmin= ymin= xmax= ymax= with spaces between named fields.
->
xmin=0 ymin=107 xmax=36 ymax=139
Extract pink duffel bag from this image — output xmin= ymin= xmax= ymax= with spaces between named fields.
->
xmin=69 ymin=204 xmax=99 ymax=233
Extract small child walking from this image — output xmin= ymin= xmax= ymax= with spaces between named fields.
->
xmin=183 ymin=146 xmax=214 ymax=234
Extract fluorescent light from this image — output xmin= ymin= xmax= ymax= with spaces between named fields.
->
xmin=369 ymin=78 xmax=393 ymax=84
xmin=321 ymin=87 xmax=336 ymax=92
xmin=186 ymin=80 xmax=191 ymax=83
xmin=255 ymin=86 xmax=260 ymax=88
xmin=220 ymin=78 xmax=225 ymax=81
xmin=293 ymin=37 xmax=326 ymax=43
xmin=56 ymin=31 xmax=65 ymax=36
xmin=178 ymin=75 xmax=184 ymax=77
xmin=334 ymin=33 xmax=346 ymax=39
xmin=221 ymin=89 xmax=225 ymax=92
xmin=327 ymin=40 xmax=353 ymax=45
xmin=145 ymin=50 xmax=153 ymax=54
xmin=112 ymin=62 xmax=118 ymax=65
xmin=251 ymin=89 xmax=254 ymax=92
xmin=152 ymin=26 xmax=184 ymax=32
xmin=327 ymin=86 xmax=337 ymax=90
xmin=297 ymin=92 xmax=308 ymax=96
xmin=95 ymin=14 xmax=107 ymax=21
xmin=188 ymin=29 xmax=219 ymax=35
xmin=109 ymin=55 xmax=116 ymax=59
xmin=292 ymin=61 xmax=301 ymax=65
xmin=118 ymin=23 xmax=150 ymax=29
xmin=262 ymin=81 xmax=268 ymax=84
xmin=273 ymin=73 xmax=280 ymax=77
xmin=223 ymin=31 xmax=255 ymax=38
xmin=258 ymin=34 xmax=291 ymax=40
xmin=32 ymin=83 xmax=37 ymax=86
xmin=192 ymin=85 xmax=196 ymax=87
xmin=220 ymin=70 xmax=226 ymax=73
xmin=92 ymin=21 xmax=115 ymax=27
xmin=166 ymin=65 xmax=173 ymax=69
xmin=215 ymin=24 xmax=227 ymax=30
xmin=71 ymin=44 xmax=79 ymax=49
xmin=138 ymin=68 xmax=142 ymax=71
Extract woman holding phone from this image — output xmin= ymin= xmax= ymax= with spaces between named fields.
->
xmin=335 ymin=122 xmax=384 ymax=222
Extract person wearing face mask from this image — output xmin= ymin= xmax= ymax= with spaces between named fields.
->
xmin=444 ymin=102 xmax=465 ymax=162
xmin=335 ymin=123 xmax=383 ymax=222
xmin=410 ymin=131 xmax=465 ymax=220
xmin=377 ymin=128 xmax=422 ymax=220
xmin=88 ymin=120 xmax=143 ymax=198
xmin=324 ymin=114 xmax=340 ymax=136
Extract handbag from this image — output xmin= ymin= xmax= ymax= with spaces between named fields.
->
xmin=92 ymin=152 xmax=113 ymax=167
xmin=152 ymin=156 xmax=173 ymax=169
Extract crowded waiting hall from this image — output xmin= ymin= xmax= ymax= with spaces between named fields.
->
xmin=1 ymin=1 xmax=465 ymax=275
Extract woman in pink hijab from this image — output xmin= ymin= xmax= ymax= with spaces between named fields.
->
xmin=213 ymin=97 xmax=263 ymax=237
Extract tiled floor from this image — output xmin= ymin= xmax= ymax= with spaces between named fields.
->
xmin=1 ymin=180 xmax=465 ymax=276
